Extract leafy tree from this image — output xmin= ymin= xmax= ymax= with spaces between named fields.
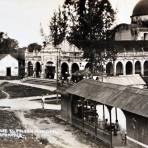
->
xmin=28 ymin=43 xmax=42 ymax=52
xmin=64 ymin=0 xmax=115 ymax=43
xmin=64 ymin=0 xmax=116 ymax=73
xmin=0 ymin=32 xmax=18 ymax=53
xmin=49 ymin=8 xmax=67 ymax=47
xmin=49 ymin=0 xmax=116 ymax=73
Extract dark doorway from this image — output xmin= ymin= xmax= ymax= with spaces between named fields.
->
xmin=116 ymin=62 xmax=123 ymax=75
xmin=144 ymin=61 xmax=148 ymax=76
xmin=106 ymin=62 xmax=113 ymax=76
xmin=7 ymin=67 xmax=11 ymax=77
xmin=35 ymin=62 xmax=41 ymax=78
xmin=126 ymin=61 xmax=133 ymax=75
xmin=71 ymin=63 xmax=79 ymax=74
xmin=135 ymin=61 xmax=141 ymax=75
xmin=45 ymin=61 xmax=55 ymax=79
xmin=61 ymin=63 xmax=69 ymax=80
xmin=28 ymin=61 xmax=33 ymax=76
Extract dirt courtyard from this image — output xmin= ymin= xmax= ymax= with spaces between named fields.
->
xmin=0 ymin=109 xmax=107 ymax=148
xmin=0 ymin=81 xmax=107 ymax=148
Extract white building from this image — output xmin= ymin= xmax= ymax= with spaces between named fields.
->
xmin=0 ymin=54 xmax=19 ymax=78
xmin=104 ymin=0 xmax=148 ymax=84
xmin=25 ymin=40 xmax=88 ymax=79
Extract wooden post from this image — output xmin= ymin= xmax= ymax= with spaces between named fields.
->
xmin=81 ymin=99 xmax=84 ymax=132
xmin=56 ymin=49 xmax=59 ymax=102
xmin=115 ymin=107 xmax=118 ymax=122
xmin=103 ymin=105 xmax=105 ymax=121
xmin=108 ymin=107 xmax=112 ymax=148
xmin=95 ymin=103 xmax=97 ymax=137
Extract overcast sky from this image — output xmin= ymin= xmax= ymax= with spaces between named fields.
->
xmin=0 ymin=0 xmax=139 ymax=47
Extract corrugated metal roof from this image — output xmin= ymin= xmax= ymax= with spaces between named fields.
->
xmin=66 ymin=79 xmax=148 ymax=118
xmin=102 ymin=74 xmax=146 ymax=88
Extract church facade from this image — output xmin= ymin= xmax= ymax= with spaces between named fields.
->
xmin=25 ymin=40 xmax=88 ymax=79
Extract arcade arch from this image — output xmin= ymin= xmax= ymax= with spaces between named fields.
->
xmin=106 ymin=62 xmax=113 ymax=76
xmin=45 ymin=61 xmax=55 ymax=79
xmin=61 ymin=62 xmax=69 ymax=80
xmin=35 ymin=62 xmax=41 ymax=77
xmin=71 ymin=63 xmax=79 ymax=74
xmin=126 ymin=61 xmax=133 ymax=75
xmin=27 ymin=61 xmax=33 ymax=76
xmin=116 ymin=62 xmax=123 ymax=75
xmin=135 ymin=61 xmax=141 ymax=75
xmin=144 ymin=61 xmax=148 ymax=76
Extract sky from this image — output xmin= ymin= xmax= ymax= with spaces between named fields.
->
xmin=0 ymin=0 xmax=139 ymax=47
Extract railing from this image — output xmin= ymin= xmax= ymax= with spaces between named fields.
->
xmin=117 ymin=51 xmax=148 ymax=57
xmin=72 ymin=116 xmax=111 ymax=145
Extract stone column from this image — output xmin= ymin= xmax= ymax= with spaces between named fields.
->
xmin=41 ymin=64 xmax=45 ymax=78
xmin=123 ymin=62 xmax=126 ymax=75
xmin=141 ymin=61 xmax=144 ymax=76
xmin=133 ymin=61 xmax=135 ymax=75
xmin=69 ymin=63 xmax=72 ymax=79
xmin=113 ymin=62 xmax=116 ymax=76
xmin=25 ymin=61 xmax=28 ymax=77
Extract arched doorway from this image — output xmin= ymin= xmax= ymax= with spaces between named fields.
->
xmin=35 ymin=62 xmax=41 ymax=78
xmin=45 ymin=61 xmax=55 ymax=79
xmin=71 ymin=63 xmax=80 ymax=82
xmin=61 ymin=63 xmax=69 ymax=80
xmin=106 ymin=62 xmax=113 ymax=76
xmin=116 ymin=62 xmax=123 ymax=75
xmin=27 ymin=61 xmax=33 ymax=76
xmin=71 ymin=63 xmax=79 ymax=74
xmin=126 ymin=61 xmax=133 ymax=75
xmin=135 ymin=61 xmax=141 ymax=75
xmin=144 ymin=61 xmax=148 ymax=76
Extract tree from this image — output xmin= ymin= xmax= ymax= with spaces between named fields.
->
xmin=28 ymin=43 xmax=42 ymax=52
xmin=49 ymin=0 xmax=116 ymax=74
xmin=0 ymin=32 xmax=18 ymax=53
xmin=64 ymin=0 xmax=116 ymax=73
xmin=64 ymin=0 xmax=115 ymax=43
xmin=49 ymin=8 xmax=67 ymax=47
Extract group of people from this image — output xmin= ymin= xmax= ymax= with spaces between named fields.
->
xmin=104 ymin=119 xmax=126 ymax=144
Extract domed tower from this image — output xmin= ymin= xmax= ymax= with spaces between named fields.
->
xmin=131 ymin=0 xmax=148 ymax=26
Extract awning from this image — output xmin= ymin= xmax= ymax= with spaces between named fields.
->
xmin=66 ymin=79 xmax=148 ymax=118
